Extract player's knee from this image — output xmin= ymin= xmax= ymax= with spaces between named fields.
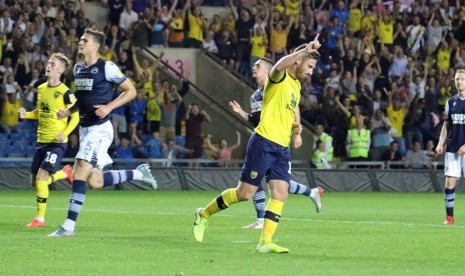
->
xmin=236 ymin=182 xmax=257 ymax=201
xmin=87 ymin=169 xmax=104 ymax=189
xmin=35 ymin=169 xmax=50 ymax=181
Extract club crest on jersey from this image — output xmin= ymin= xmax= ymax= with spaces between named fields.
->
xmin=91 ymin=67 xmax=99 ymax=74
xmin=54 ymin=92 xmax=60 ymax=98
xmin=250 ymin=171 xmax=258 ymax=179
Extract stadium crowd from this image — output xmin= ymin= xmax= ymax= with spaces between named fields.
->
xmin=0 ymin=0 xmax=464 ymax=169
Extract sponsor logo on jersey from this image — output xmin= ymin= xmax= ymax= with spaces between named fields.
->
xmin=451 ymin=114 xmax=465 ymax=124
xmin=75 ymin=78 xmax=94 ymax=91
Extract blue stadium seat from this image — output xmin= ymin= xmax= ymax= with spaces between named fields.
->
xmin=11 ymin=140 xmax=30 ymax=150
xmin=9 ymin=132 xmax=27 ymax=141
xmin=0 ymin=132 xmax=8 ymax=139
xmin=4 ymin=146 xmax=25 ymax=157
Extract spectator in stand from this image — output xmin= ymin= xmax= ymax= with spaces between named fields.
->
xmin=130 ymin=12 xmax=152 ymax=48
xmin=145 ymin=131 xmax=164 ymax=159
xmin=163 ymin=138 xmax=193 ymax=167
xmin=370 ymin=109 xmax=392 ymax=161
xmin=216 ymin=28 xmax=236 ymax=71
xmin=404 ymin=92 xmax=426 ymax=152
xmin=382 ymin=141 xmax=404 ymax=169
xmin=322 ymin=16 xmax=343 ymax=62
xmin=347 ymin=0 xmax=362 ymax=35
xmin=378 ymin=13 xmax=394 ymax=48
xmin=249 ymin=25 xmax=267 ymax=69
xmin=119 ymin=1 xmax=139 ymax=35
xmin=146 ymin=90 xmax=162 ymax=136
xmin=313 ymin=123 xmax=334 ymax=163
xmin=386 ymin=88 xmax=409 ymax=157
xmin=186 ymin=0 xmax=207 ymax=48
xmin=312 ymin=139 xmax=331 ymax=169
xmin=269 ymin=15 xmax=293 ymax=63
xmin=202 ymin=30 xmax=219 ymax=54
xmin=206 ymin=131 xmax=241 ymax=167
xmin=346 ymin=116 xmax=370 ymax=161
xmin=150 ymin=8 xmax=169 ymax=48
xmin=114 ymin=136 xmax=137 ymax=167
xmin=436 ymin=40 xmax=452 ymax=74
xmin=160 ymin=84 xmax=182 ymax=142
xmin=108 ymin=0 xmax=125 ymax=26
xmin=185 ymin=104 xmax=211 ymax=165
xmin=389 ymin=47 xmax=408 ymax=82
xmin=393 ymin=21 xmax=408 ymax=52
xmin=288 ymin=19 xmax=312 ymax=51
xmin=129 ymin=92 xmax=147 ymax=133
xmin=229 ymin=0 xmax=254 ymax=77
xmin=168 ymin=4 xmax=188 ymax=48
xmin=426 ymin=11 xmax=450 ymax=55
xmin=1 ymin=77 xmax=21 ymax=134
xmin=158 ymin=0 xmax=178 ymax=23
xmin=406 ymin=15 xmax=425 ymax=56
xmin=174 ymin=79 xmax=190 ymax=137
xmin=116 ymin=50 xmax=134 ymax=73
xmin=404 ymin=140 xmax=432 ymax=169
xmin=132 ymin=48 xmax=161 ymax=98
xmin=330 ymin=0 xmax=349 ymax=26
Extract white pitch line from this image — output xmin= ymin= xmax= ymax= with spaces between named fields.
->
xmin=0 ymin=204 xmax=462 ymax=229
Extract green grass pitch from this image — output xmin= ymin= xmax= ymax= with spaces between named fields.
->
xmin=1 ymin=190 xmax=465 ymax=275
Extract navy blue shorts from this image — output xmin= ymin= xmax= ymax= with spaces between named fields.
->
xmin=240 ymin=133 xmax=291 ymax=186
xmin=31 ymin=143 xmax=67 ymax=174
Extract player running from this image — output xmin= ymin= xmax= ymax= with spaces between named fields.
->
xmin=48 ymin=28 xmax=156 ymax=237
xmin=19 ymin=52 xmax=78 ymax=228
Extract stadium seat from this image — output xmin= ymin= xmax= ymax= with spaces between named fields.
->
xmin=9 ymin=132 xmax=27 ymax=141
xmin=11 ymin=139 xmax=29 ymax=150
xmin=4 ymin=146 xmax=25 ymax=158
xmin=0 ymin=133 xmax=8 ymax=141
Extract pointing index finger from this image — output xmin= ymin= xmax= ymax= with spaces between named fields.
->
xmin=313 ymin=33 xmax=320 ymax=42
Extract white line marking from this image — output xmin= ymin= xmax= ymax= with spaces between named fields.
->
xmin=0 ymin=204 xmax=461 ymax=229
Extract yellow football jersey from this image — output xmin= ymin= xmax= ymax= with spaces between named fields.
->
xmin=36 ymin=82 xmax=76 ymax=143
xmin=255 ymin=71 xmax=300 ymax=147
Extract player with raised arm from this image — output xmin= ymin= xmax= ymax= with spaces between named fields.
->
xmin=436 ymin=69 xmax=465 ymax=225
xmin=193 ymin=35 xmax=321 ymax=253
xmin=230 ymin=58 xmax=324 ymax=229
xmin=19 ymin=52 xmax=78 ymax=228
xmin=48 ymin=28 xmax=157 ymax=237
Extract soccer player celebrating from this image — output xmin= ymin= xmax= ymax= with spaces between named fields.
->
xmin=436 ymin=69 xmax=465 ymax=225
xmin=48 ymin=28 xmax=157 ymax=237
xmin=193 ymin=35 xmax=321 ymax=253
xmin=229 ymin=58 xmax=324 ymax=229
xmin=18 ymin=52 xmax=78 ymax=228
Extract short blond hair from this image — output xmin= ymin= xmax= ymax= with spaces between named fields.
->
xmin=50 ymin=52 xmax=71 ymax=69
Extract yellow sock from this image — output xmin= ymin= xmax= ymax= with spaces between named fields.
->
xmin=260 ymin=198 xmax=284 ymax=245
xmin=36 ymin=180 xmax=50 ymax=219
xmin=201 ymin=188 xmax=238 ymax=219
xmin=52 ymin=169 xmax=66 ymax=182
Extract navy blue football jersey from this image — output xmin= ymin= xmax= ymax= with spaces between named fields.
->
xmin=445 ymin=95 xmax=465 ymax=153
xmin=74 ymin=59 xmax=126 ymax=127
xmin=249 ymin=87 xmax=263 ymax=128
